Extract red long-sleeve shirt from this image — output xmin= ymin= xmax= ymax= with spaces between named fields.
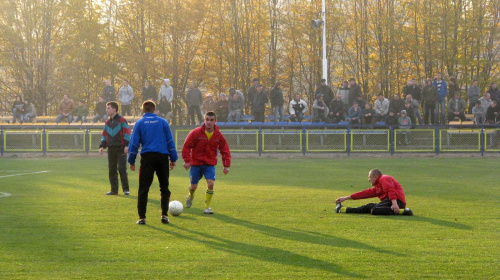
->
xmin=350 ymin=175 xmax=406 ymax=206
xmin=182 ymin=124 xmax=231 ymax=167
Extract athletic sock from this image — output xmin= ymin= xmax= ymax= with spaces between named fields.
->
xmin=340 ymin=207 xmax=346 ymax=213
xmin=188 ymin=188 xmax=195 ymax=199
xmin=205 ymin=190 xmax=214 ymax=208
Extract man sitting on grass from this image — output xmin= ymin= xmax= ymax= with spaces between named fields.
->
xmin=335 ymin=168 xmax=413 ymax=216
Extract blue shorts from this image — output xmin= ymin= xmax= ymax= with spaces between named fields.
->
xmin=190 ymin=165 xmax=216 ymax=184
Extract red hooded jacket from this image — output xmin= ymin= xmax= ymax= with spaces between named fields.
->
xmin=350 ymin=175 xmax=406 ymax=206
xmin=182 ymin=124 xmax=231 ymax=167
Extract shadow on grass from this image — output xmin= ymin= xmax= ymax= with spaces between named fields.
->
xmin=379 ymin=215 xmax=473 ymax=230
xmin=213 ymin=213 xmax=403 ymax=257
xmin=149 ymin=224 xmax=365 ymax=278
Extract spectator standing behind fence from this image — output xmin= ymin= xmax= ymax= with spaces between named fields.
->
xmin=93 ymin=96 xmax=108 ymax=123
xmin=158 ymin=79 xmax=173 ymax=103
xmin=289 ymin=94 xmax=308 ymax=122
xmin=403 ymin=78 xmax=422 ymax=101
xmin=346 ymin=101 xmax=363 ymax=125
xmin=251 ymin=84 xmax=268 ymax=122
xmin=56 ymin=94 xmax=75 ymax=124
xmin=374 ymin=93 xmax=390 ymax=122
xmin=389 ymin=94 xmax=405 ymax=119
xmin=215 ymin=93 xmax=229 ymax=122
xmin=448 ymin=78 xmax=460 ymax=100
xmin=312 ymin=95 xmax=329 ymax=122
xmin=472 ymin=100 xmax=486 ymax=124
xmin=247 ymin=78 xmax=259 ymax=116
xmin=336 ymin=81 xmax=350 ymax=106
xmin=157 ymin=96 xmax=172 ymax=122
xmin=185 ymin=81 xmax=203 ymax=125
xmin=12 ymin=95 xmax=24 ymax=123
xmin=486 ymin=100 xmax=499 ymax=124
xmin=228 ymin=92 xmax=244 ymax=122
xmin=270 ymin=82 xmax=285 ymax=122
xmin=362 ymin=103 xmax=376 ymax=125
xmin=328 ymin=93 xmax=347 ymax=123
xmin=315 ymin=79 xmax=334 ymax=106
xmin=99 ymin=101 xmax=130 ymax=196
xmin=398 ymin=110 xmax=412 ymax=145
xmin=73 ymin=100 xmax=89 ymax=123
xmin=486 ymin=82 xmax=500 ymax=102
xmin=142 ymin=80 xmax=156 ymax=103
xmin=467 ymin=80 xmax=481 ymax=114
xmin=202 ymin=93 xmax=217 ymax=115
xmin=118 ymin=79 xmax=134 ymax=116
xmin=432 ymin=72 xmax=448 ymax=125
xmin=447 ymin=92 xmax=466 ymax=122
xmin=23 ymin=99 xmax=36 ymax=123
xmin=421 ymin=79 xmax=438 ymax=124
xmin=103 ymin=79 xmax=116 ymax=102
xmin=348 ymin=78 xmax=362 ymax=106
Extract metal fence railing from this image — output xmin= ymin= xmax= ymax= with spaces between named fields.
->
xmin=2 ymin=125 xmax=500 ymax=156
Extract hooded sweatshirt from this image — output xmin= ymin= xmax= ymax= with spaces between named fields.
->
xmin=159 ymin=79 xmax=174 ymax=102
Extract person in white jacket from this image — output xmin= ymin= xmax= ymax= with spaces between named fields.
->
xmin=374 ymin=93 xmax=390 ymax=122
xmin=158 ymin=79 xmax=173 ymax=103
xmin=289 ymin=94 xmax=308 ymax=122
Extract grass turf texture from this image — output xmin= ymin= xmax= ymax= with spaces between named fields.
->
xmin=0 ymin=157 xmax=498 ymax=279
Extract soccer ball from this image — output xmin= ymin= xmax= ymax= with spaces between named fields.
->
xmin=169 ymin=200 xmax=183 ymax=216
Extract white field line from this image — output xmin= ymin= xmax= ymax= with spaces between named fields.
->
xmin=0 ymin=170 xmax=50 ymax=179
xmin=0 ymin=192 xmax=12 ymax=198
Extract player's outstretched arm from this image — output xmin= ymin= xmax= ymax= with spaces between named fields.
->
xmin=335 ymin=196 xmax=351 ymax=204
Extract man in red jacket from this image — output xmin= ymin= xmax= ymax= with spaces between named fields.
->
xmin=335 ymin=169 xmax=413 ymax=215
xmin=183 ymin=111 xmax=231 ymax=214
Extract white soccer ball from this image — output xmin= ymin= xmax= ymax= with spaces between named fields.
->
xmin=169 ymin=200 xmax=183 ymax=216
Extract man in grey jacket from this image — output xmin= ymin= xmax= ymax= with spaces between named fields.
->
xmin=185 ymin=81 xmax=203 ymax=125
xmin=467 ymin=80 xmax=480 ymax=114
xmin=374 ymin=93 xmax=390 ymax=122
xmin=118 ymin=79 xmax=134 ymax=116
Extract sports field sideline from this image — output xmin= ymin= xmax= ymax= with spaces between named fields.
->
xmin=0 ymin=156 xmax=498 ymax=279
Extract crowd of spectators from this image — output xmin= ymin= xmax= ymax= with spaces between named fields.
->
xmin=5 ymin=74 xmax=500 ymax=127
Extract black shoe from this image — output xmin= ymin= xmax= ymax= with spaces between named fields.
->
xmin=335 ymin=203 xmax=343 ymax=213
xmin=124 ymin=191 xmax=130 ymax=195
xmin=161 ymin=215 xmax=169 ymax=224
xmin=106 ymin=191 xmax=118 ymax=195
xmin=402 ymin=208 xmax=413 ymax=216
xmin=137 ymin=219 xmax=146 ymax=225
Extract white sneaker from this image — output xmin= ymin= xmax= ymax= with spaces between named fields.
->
xmin=203 ymin=207 xmax=214 ymax=214
xmin=185 ymin=195 xmax=192 ymax=208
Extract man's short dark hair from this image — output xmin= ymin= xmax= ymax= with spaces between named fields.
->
xmin=142 ymin=100 xmax=156 ymax=113
xmin=378 ymin=93 xmax=384 ymax=96
xmin=320 ymin=78 xmax=326 ymax=83
xmin=106 ymin=101 xmax=119 ymax=111
xmin=370 ymin=169 xmax=382 ymax=178
xmin=205 ymin=111 xmax=217 ymax=120
xmin=349 ymin=78 xmax=356 ymax=82
xmin=252 ymin=78 xmax=259 ymax=82
xmin=475 ymin=100 xmax=482 ymax=106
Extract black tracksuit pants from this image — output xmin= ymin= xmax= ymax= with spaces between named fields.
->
xmin=108 ymin=146 xmax=129 ymax=193
xmin=137 ymin=152 xmax=171 ymax=219
xmin=346 ymin=199 xmax=405 ymax=215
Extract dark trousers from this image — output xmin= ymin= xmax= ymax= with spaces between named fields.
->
xmin=107 ymin=146 xmax=129 ymax=193
xmin=423 ymin=104 xmax=435 ymax=124
xmin=346 ymin=199 xmax=405 ymax=215
xmin=188 ymin=105 xmax=203 ymax=125
xmin=122 ymin=105 xmax=132 ymax=116
xmin=137 ymin=153 xmax=171 ymax=219
xmin=448 ymin=112 xmax=465 ymax=122
xmin=253 ymin=111 xmax=265 ymax=122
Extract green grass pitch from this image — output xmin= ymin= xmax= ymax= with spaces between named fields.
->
xmin=0 ymin=156 xmax=498 ymax=279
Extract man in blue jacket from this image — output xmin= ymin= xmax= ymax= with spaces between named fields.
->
xmin=432 ymin=72 xmax=448 ymax=125
xmin=128 ymin=100 xmax=178 ymax=225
